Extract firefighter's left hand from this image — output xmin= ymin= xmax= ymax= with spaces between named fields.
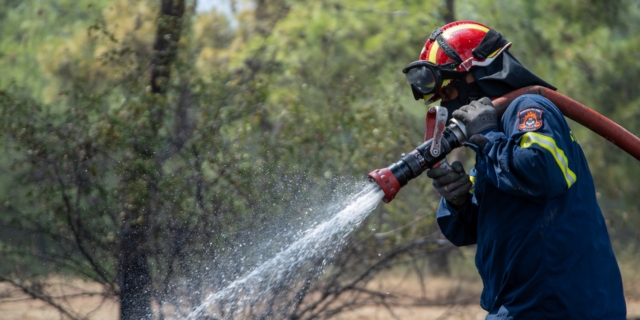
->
xmin=452 ymin=97 xmax=498 ymax=137
xmin=426 ymin=161 xmax=472 ymax=209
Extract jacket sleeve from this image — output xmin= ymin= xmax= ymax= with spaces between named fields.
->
xmin=436 ymin=186 xmax=479 ymax=246
xmin=469 ymin=94 xmax=578 ymax=200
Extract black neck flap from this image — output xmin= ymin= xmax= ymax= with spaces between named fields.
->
xmin=472 ymin=51 xmax=557 ymax=97
xmin=429 ymin=28 xmax=463 ymax=64
xmin=472 ymin=29 xmax=510 ymax=60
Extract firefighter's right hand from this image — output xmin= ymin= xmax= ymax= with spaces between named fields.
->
xmin=426 ymin=161 xmax=472 ymax=208
xmin=452 ymin=97 xmax=498 ymax=137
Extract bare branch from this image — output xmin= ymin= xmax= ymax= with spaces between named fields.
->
xmin=0 ymin=277 xmax=84 ymax=320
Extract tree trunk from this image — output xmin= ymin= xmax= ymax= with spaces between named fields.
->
xmin=443 ymin=0 xmax=455 ymax=23
xmin=119 ymin=224 xmax=151 ymax=320
xmin=150 ymin=0 xmax=186 ymax=96
xmin=118 ymin=1 xmax=185 ymax=319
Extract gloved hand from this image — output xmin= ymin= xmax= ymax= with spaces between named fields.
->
xmin=426 ymin=161 xmax=472 ymax=208
xmin=452 ymin=97 xmax=498 ymax=137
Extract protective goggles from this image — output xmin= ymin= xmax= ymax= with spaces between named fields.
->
xmin=402 ymin=61 xmax=466 ymax=101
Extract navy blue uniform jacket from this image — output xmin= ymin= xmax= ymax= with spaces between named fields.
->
xmin=436 ymin=94 xmax=626 ymax=319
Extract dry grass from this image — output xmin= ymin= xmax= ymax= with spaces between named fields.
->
xmin=0 ymin=278 xmax=117 ymax=319
xmin=1 ymin=279 xmax=639 ymax=319
xmin=333 ymin=271 xmax=486 ymax=320
xmin=0 ymin=252 xmax=639 ymax=320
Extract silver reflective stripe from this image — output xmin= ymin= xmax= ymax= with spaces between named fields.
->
xmin=519 ymin=132 xmax=577 ymax=188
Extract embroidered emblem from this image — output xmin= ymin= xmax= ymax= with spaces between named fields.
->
xmin=517 ymin=107 xmax=544 ymax=132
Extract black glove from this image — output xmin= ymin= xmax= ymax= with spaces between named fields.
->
xmin=426 ymin=161 xmax=472 ymax=209
xmin=452 ymin=97 xmax=498 ymax=137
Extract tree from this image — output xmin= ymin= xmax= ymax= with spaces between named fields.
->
xmin=117 ymin=0 xmax=185 ymax=318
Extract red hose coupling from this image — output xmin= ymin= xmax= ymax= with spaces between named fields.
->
xmin=368 ymin=168 xmax=401 ymax=203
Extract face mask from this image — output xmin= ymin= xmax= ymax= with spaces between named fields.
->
xmin=440 ymin=79 xmax=484 ymax=121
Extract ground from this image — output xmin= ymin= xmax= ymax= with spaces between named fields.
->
xmin=1 ymin=274 xmax=639 ymax=319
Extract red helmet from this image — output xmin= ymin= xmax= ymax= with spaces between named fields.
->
xmin=420 ymin=20 xmax=491 ymax=65
xmin=415 ymin=21 xmax=511 ymax=102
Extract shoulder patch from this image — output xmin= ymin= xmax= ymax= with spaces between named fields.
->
xmin=517 ymin=107 xmax=544 ymax=132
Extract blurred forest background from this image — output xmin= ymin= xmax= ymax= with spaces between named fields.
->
xmin=0 ymin=0 xmax=639 ymax=319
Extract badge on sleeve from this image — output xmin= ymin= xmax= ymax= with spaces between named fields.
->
xmin=517 ymin=107 xmax=544 ymax=132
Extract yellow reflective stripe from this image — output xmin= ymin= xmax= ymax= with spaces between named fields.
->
xmin=487 ymin=47 xmax=502 ymax=58
xmin=519 ymin=132 xmax=577 ymax=188
xmin=443 ymin=24 xmax=490 ymax=36
xmin=428 ymin=42 xmax=440 ymax=63
xmin=469 ymin=175 xmax=476 ymax=194
xmin=469 ymin=175 xmax=476 ymax=184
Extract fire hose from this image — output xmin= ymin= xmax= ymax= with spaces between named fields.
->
xmin=369 ymin=85 xmax=640 ymax=203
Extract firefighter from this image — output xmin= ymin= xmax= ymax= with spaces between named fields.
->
xmin=403 ymin=20 xmax=627 ymax=319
